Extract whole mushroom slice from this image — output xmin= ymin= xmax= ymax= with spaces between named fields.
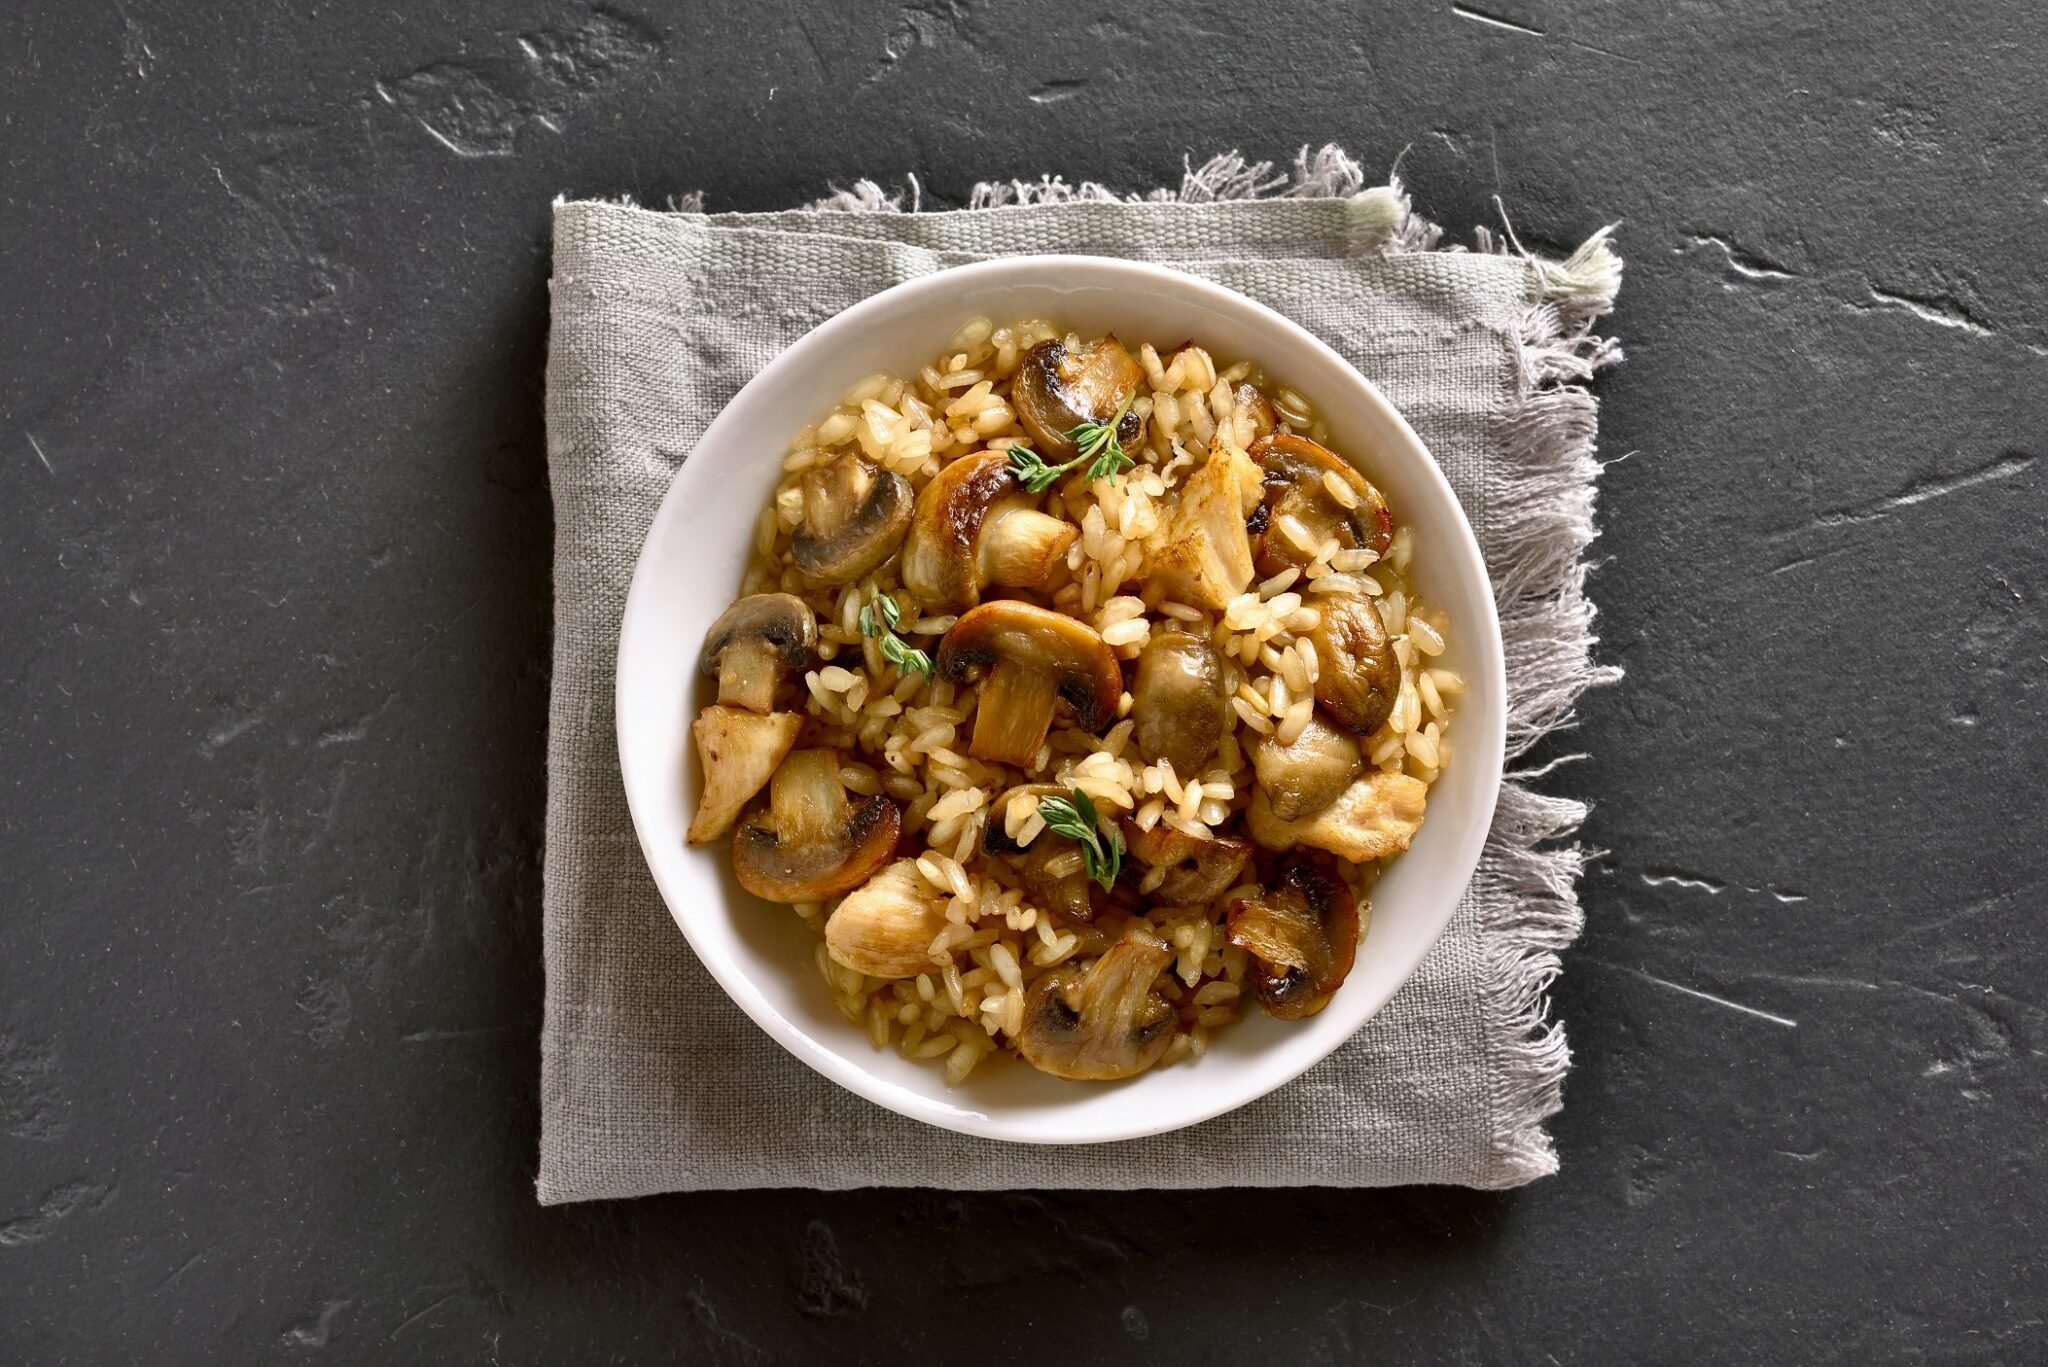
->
xmin=1247 ymin=770 xmax=1427 ymax=863
xmin=824 ymin=860 xmax=947 ymax=979
xmin=1248 ymin=433 xmax=1393 ymax=577
xmin=1304 ymin=593 xmax=1401 ymax=736
xmin=1252 ymin=714 xmax=1363 ymax=821
xmin=1012 ymin=336 xmax=1146 ymax=461
xmin=1226 ymin=854 xmax=1359 ymax=1019
xmin=701 ymin=593 xmax=819 ymax=714
xmin=686 ymin=705 xmax=803 ymax=844
xmin=984 ymin=785 xmax=1099 ymax=923
xmin=1143 ymin=445 xmax=1262 ymax=611
xmin=1013 ymin=928 xmax=1178 ymax=1080
xmin=731 ymin=748 xmax=901 ymax=902
xmin=901 ymin=448 xmax=1080 ymax=612
xmin=791 ymin=452 xmax=913 ymax=584
xmin=1118 ymin=819 xmax=1253 ymax=906
xmin=936 ymin=602 xmax=1123 ymax=767
xmin=1131 ymin=628 xmax=1228 ymax=777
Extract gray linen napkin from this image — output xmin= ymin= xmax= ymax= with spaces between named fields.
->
xmin=540 ymin=148 xmax=1621 ymax=1200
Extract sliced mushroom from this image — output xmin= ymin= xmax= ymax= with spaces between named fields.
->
xmin=1304 ymin=593 xmax=1400 ymax=736
xmin=700 ymin=593 xmax=818 ymax=713
xmin=686 ymin=705 xmax=803 ymax=844
xmin=1118 ymin=819 xmax=1253 ymax=906
xmin=1143 ymin=445 xmax=1262 ymax=611
xmin=1252 ymin=714 xmax=1363 ymax=821
xmin=1131 ymin=628 xmax=1227 ymax=777
xmin=824 ymin=860 xmax=947 ymax=979
xmin=1246 ymin=770 xmax=1428 ymax=863
xmin=935 ymin=602 xmax=1123 ymax=766
xmin=731 ymin=748 xmax=901 ymax=902
xmin=1012 ymin=337 xmax=1145 ymax=461
xmin=1013 ymin=927 xmax=1178 ymax=1080
xmin=983 ymin=784 xmax=1098 ymax=923
xmin=1249 ymin=433 xmax=1393 ymax=577
xmin=791 ymin=453 xmax=913 ymax=584
xmin=1226 ymin=854 xmax=1359 ymax=1019
xmin=900 ymin=448 xmax=1080 ymax=612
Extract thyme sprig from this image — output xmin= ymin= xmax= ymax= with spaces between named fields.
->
xmin=858 ymin=591 xmax=934 ymax=681
xmin=1034 ymin=787 xmax=1124 ymax=893
xmin=1003 ymin=392 xmax=1136 ymax=492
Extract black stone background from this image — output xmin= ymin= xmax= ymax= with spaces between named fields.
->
xmin=4 ymin=1 xmax=2045 ymax=1362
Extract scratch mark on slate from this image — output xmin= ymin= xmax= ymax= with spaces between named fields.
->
xmin=1565 ymin=37 xmax=1646 ymax=65
xmin=1640 ymin=868 xmax=1725 ymax=895
xmin=1028 ymin=78 xmax=1089 ymax=104
xmin=26 ymin=433 xmax=54 ymax=475
xmin=399 ymin=1025 xmax=513 ymax=1043
xmin=317 ymin=692 xmax=395 ymax=747
xmin=283 ymin=1299 xmax=350 ymax=1349
xmin=0 ymin=1182 xmax=111 ymax=1248
xmin=386 ymin=1292 xmax=455 ymax=1342
xmin=1584 ymin=959 xmax=1800 ymax=1028
xmin=1793 ymin=452 xmax=2036 ymax=534
xmin=1684 ymin=233 xmax=1800 ymax=280
xmin=1451 ymin=4 xmax=1544 ymax=37
xmin=157 ymin=1251 xmax=206 ymax=1290
xmin=1866 ymin=284 xmax=1994 ymax=337
xmin=377 ymin=8 xmax=662 ymax=156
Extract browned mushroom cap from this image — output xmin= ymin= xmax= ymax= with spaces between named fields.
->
xmin=1011 ymin=337 xmax=1145 ymax=461
xmin=790 ymin=453 xmax=913 ymax=584
xmin=936 ymin=602 xmax=1124 ymax=766
xmin=900 ymin=449 xmax=1080 ymax=612
xmin=700 ymin=593 xmax=818 ymax=713
xmin=730 ymin=749 xmax=901 ymax=902
xmin=984 ymin=784 xmax=1099 ymax=923
xmin=1251 ymin=714 xmax=1363 ymax=822
xmin=1304 ymin=593 xmax=1400 ymax=735
xmin=1013 ymin=928 xmax=1177 ymax=1080
xmin=1131 ymin=627 xmax=1227 ymax=777
xmin=1249 ymin=433 xmax=1393 ymax=577
xmin=1118 ymin=819 xmax=1253 ymax=906
xmin=1225 ymin=854 xmax=1359 ymax=1019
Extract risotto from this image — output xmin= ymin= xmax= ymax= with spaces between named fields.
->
xmin=685 ymin=318 xmax=1461 ymax=1085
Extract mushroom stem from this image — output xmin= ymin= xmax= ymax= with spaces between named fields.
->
xmin=770 ymin=748 xmax=846 ymax=846
xmin=717 ymin=638 xmax=783 ymax=712
xmin=969 ymin=658 xmax=1058 ymax=766
xmin=977 ymin=504 xmax=1078 ymax=594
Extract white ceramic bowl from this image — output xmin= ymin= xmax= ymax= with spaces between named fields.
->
xmin=617 ymin=256 xmax=1505 ymax=1145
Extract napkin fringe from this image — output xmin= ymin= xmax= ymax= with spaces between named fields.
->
xmin=805 ymin=143 xmax=1440 ymax=255
xmin=1471 ymin=222 xmax=1624 ymax=1183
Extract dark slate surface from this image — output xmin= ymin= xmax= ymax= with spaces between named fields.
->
xmin=4 ymin=0 xmax=2044 ymax=1361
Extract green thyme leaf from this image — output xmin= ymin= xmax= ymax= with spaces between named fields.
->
xmin=1005 ymin=442 xmax=1081 ymax=494
xmin=1035 ymin=787 xmax=1124 ymax=893
xmin=862 ymin=592 xmax=932 ymax=680
xmin=1063 ymin=391 xmax=1136 ymax=488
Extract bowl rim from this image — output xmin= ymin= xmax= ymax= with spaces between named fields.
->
xmin=615 ymin=253 xmax=1507 ymax=1144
